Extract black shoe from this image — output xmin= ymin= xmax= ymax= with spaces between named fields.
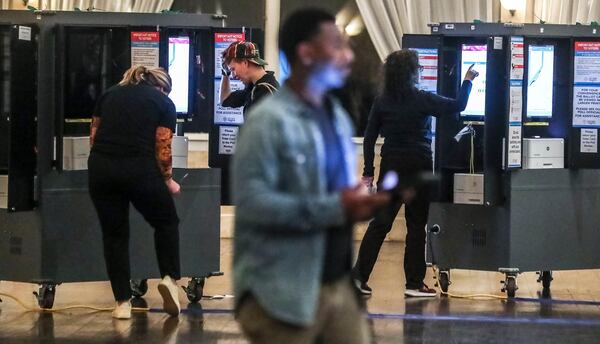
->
xmin=354 ymin=279 xmax=372 ymax=296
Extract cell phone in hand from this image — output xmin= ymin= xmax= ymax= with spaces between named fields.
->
xmin=380 ymin=171 xmax=398 ymax=191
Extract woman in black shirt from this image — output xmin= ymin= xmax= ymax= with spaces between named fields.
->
xmin=353 ymin=50 xmax=478 ymax=297
xmin=88 ymin=65 xmax=182 ymax=319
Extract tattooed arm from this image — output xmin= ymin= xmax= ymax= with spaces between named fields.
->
xmin=155 ymin=126 xmax=174 ymax=180
xmin=90 ymin=116 xmax=101 ymax=147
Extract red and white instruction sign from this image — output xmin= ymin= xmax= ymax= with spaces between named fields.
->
xmin=214 ymin=32 xmax=246 ymax=154
xmin=510 ymin=37 xmax=524 ymax=80
xmin=413 ymin=48 xmax=438 ymax=93
xmin=215 ymin=32 xmax=245 ymax=77
xmin=574 ymin=41 xmax=600 ymax=128
xmin=131 ymin=32 xmax=160 ymax=68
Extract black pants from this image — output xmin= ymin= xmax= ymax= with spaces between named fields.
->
xmin=88 ymin=152 xmax=180 ymax=301
xmin=354 ymin=154 xmax=432 ymax=290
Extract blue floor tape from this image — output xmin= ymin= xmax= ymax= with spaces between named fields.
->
xmin=513 ymin=297 xmax=600 ymax=307
xmin=367 ymin=312 xmax=600 ymax=327
xmin=149 ymin=307 xmax=600 ymax=327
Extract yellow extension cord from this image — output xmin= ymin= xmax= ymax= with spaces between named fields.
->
xmin=0 ymin=292 xmax=149 ymax=313
xmin=0 ymin=272 xmax=508 ymax=315
xmin=430 ymin=265 xmax=509 ymax=300
xmin=440 ymin=291 xmax=508 ymax=300
xmin=421 ymin=131 xmax=508 ymax=300
xmin=0 ymin=263 xmax=508 ymax=314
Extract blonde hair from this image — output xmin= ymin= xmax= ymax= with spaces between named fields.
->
xmin=119 ymin=65 xmax=172 ymax=94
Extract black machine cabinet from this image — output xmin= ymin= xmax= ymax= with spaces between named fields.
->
xmin=53 ymin=22 xmax=261 ymax=204
xmin=403 ymin=23 xmax=600 ymax=298
xmin=0 ymin=168 xmax=220 ymax=307
xmin=0 ymin=169 xmax=220 ymax=283
xmin=0 ymin=11 xmax=246 ymax=309
xmin=0 ymin=24 xmax=38 ymax=212
xmin=56 ymin=25 xmax=132 ymax=136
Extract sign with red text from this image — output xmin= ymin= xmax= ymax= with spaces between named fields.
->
xmin=214 ymin=32 xmax=246 ymax=127
xmin=131 ymin=32 xmax=160 ymax=68
xmin=573 ymin=42 xmax=600 ymax=128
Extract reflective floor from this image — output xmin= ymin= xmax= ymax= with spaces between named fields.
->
xmin=2 ymin=240 xmax=600 ymax=343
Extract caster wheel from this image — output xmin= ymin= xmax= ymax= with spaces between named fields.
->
xmin=540 ymin=271 xmax=553 ymax=290
xmin=130 ymin=279 xmax=148 ymax=298
xmin=505 ymin=277 xmax=517 ymax=298
xmin=184 ymin=278 xmax=205 ymax=303
xmin=34 ymin=284 xmax=56 ymax=309
xmin=438 ymin=271 xmax=450 ymax=293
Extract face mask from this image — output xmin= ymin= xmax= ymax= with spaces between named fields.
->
xmin=312 ymin=62 xmax=347 ymax=89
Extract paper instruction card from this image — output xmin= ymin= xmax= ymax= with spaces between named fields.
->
xmin=507 ymin=125 xmax=522 ymax=167
xmin=509 ymin=85 xmax=523 ymax=123
xmin=18 ymin=26 xmax=31 ymax=41
xmin=581 ymin=128 xmax=598 ymax=153
xmin=218 ymin=126 xmax=239 ymax=155
xmin=494 ymin=37 xmax=503 ymax=50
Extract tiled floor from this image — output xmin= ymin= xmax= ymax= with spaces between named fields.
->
xmin=2 ymin=239 xmax=600 ymax=343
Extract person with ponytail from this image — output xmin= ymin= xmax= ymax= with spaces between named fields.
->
xmin=352 ymin=50 xmax=478 ymax=298
xmin=88 ymin=65 xmax=182 ymax=319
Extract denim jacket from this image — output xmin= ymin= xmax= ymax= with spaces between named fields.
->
xmin=232 ymin=86 xmax=357 ymax=327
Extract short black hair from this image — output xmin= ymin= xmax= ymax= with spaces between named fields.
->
xmin=279 ymin=8 xmax=336 ymax=65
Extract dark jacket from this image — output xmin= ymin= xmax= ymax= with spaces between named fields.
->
xmin=363 ymin=80 xmax=472 ymax=176
xmin=221 ymin=71 xmax=280 ymax=115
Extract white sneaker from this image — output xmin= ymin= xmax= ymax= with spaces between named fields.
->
xmin=112 ymin=300 xmax=132 ymax=319
xmin=353 ymin=279 xmax=373 ymax=296
xmin=158 ymin=276 xmax=181 ymax=316
xmin=404 ymin=284 xmax=437 ymax=298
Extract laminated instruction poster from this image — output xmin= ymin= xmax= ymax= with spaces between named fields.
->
xmin=412 ymin=48 xmax=438 ymax=93
xmin=509 ymin=80 xmax=523 ymax=123
xmin=573 ymin=42 xmax=600 ymax=128
xmin=214 ymin=32 xmax=245 ymax=155
xmin=412 ymin=48 xmax=439 ymax=163
xmin=507 ymin=37 xmax=524 ymax=168
xmin=510 ymin=37 xmax=524 ymax=80
xmin=214 ymin=79 xmax=246 ymax=125
xmin=131 ymin=32 xmax=160 ymax=68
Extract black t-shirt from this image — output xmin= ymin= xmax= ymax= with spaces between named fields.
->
xmin=91 ymin=83 xmax=176 ymax=158
xmin=221 ymin=71 xmax=280 ymax=115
